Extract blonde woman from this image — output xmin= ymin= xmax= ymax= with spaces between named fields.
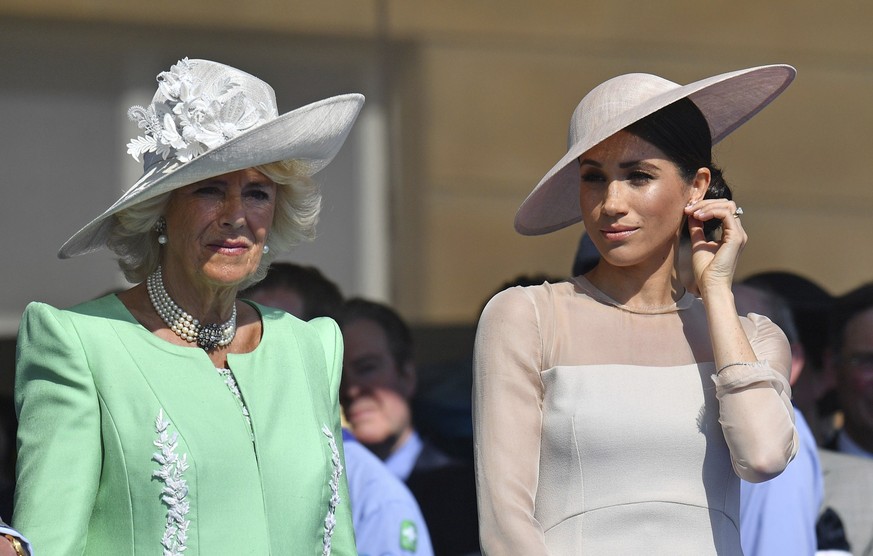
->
xmin=14 ymin=58 xmax=363 ymax=555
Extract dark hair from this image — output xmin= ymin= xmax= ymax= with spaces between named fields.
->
xmin=828 ymin=282 xmax=873 ymax=353
xmin=241 ymin=262 xmax=343 ymax=320
xmin=625 ymin=98 xmax=731 ymax=238
xmin=339 ymin=298 xmax=414 ymax=369
xmin=571 ymin=233 xmax=600 ymax=277
xmin=734 ymin=281 xmax=800 ymax=344
xmin=743 ymin=271 xmax=833 ymax=368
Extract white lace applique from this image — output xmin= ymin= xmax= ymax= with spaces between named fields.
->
xmin=153 ymin=409 xmax=191 ymax=556
xmin=321 ymin=425 xmax=344 ymax=556
xmin=216 ymin=367 xmax=253 ymax=441
xmin=127 ymin=57 xmax=270 ymax=164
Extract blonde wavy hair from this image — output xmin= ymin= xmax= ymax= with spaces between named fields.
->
xmin=107 ymin=160 xmax=320 ymax=289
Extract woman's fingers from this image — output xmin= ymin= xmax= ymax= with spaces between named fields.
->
xmin=684 ymin=200 xmax=748 ymax=292
xmin=684 ymin=199 xmax=748 ymax=244
xmin=686 ymin=213 xmax=706 ymax=243
xmin=685 ymin=199 xmax=740 ymax=224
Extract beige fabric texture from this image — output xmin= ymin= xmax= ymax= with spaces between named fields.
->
xmin=473 ymin=277 xmax=797 ymax=555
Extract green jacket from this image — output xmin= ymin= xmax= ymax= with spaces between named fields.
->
xmin=13 ymin=295 xmax=355 ymax=555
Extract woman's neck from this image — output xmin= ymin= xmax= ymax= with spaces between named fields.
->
xmin=160 ymin=264 xmax=238 ymax=323
xmin=118 ymin=269 xmax=262 ymax=368
xmin=586 ymin=253 xmax=685 ymax=310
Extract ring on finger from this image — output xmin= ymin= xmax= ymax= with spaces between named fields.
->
xmin=733 ymin=207 xmax=744 ymax=218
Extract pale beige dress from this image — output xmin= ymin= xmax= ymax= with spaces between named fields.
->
xmin=473 ymin=277 xmax=797 ymax=555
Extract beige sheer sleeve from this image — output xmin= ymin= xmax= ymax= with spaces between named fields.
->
xmin=714 ymin=313 xmax=798 ymax=483
xmin=473 ymin=287 xmax=550 ymax=555
xmin=473 ymin=282 xmax=798 ymax=551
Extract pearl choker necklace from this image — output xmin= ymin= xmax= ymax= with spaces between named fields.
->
xmin=146 ymin=266 xmax=237 ymax=351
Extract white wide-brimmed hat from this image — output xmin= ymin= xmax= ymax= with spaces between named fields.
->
xmin=514 ymin=64 xmax=795 ymax=236
xmin=59 ymin=57 xmax=365 ymax=258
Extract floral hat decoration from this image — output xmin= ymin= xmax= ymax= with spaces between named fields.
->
xmin=59 ymin=57 xmax=365 ymax=258
xmin=514 ymin=64 xmax=795 ymax=235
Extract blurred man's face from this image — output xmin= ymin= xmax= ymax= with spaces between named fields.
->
xmin=340 ymin=318 xmax=414 ymax=458
xmin=836 ymin=306 xmax=873 ymax=451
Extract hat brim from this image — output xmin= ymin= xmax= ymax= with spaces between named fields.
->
xmin=58 ymin=93 xmax=365 ymax=258
xmin=514 ymin=64 xmax=795 ymax=236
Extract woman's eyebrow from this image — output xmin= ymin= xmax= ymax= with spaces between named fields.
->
xmin=201 ymin=178 xmax=229 ymax=185
xmin=619 ymin=160 xmax=658 ymax=170
xmin=578 ymin=158 xmax=602 ymax=167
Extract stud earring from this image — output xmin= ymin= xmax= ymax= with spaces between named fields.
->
xmin=155 ymin=217 xmax=168 ymax=245
xmin=262 ymin=244 xmax=270 ymax=255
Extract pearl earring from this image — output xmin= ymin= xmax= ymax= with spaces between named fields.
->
xmin=155 ymin=217 xmax=168 ymax=245
xmin=262 ymin=245 xmax=270 ymax=254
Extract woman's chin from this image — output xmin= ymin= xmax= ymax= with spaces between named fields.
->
xmin=195 ymin=261 xmax=261 ymax=289
xmin=598 ymin=254 xmax=645 ymax=269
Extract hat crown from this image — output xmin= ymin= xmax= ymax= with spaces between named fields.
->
xmin=127 ymin=58 xmax=279 ymax=169
xmin=568 ymin=73 xmax=679 ymax=148
xmin=152 ymin=59 xmax=278 ymax=116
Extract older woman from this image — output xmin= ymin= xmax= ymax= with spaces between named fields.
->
xmin=13 ymin=58 xmax=363 ymax=554
xmin=473 ymin=65 xmax=799 ymax=554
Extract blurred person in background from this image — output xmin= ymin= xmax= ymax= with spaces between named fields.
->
xmin=13 ymin=58 xmax=363 ymax=554
xmin=571 ymin=232 xmax=600 ymax=277
xmin=817 ymin=283 xmax=873 ymax=556
xmin=475 ymin=65 xmax=798 ymax=554
xmin=243 ymin=261 xmax=343 ymax=320
xmin=824 ymin=283 xmax=873 ymax=458
xmin=733 ymin=282 xmax=824 ymax=556
xmin=339 ymin=298 xmax=480 ymax=555
xmin=743 ymin=271 xmax=835 ymax=444
xmin=243 ymin=263 xmax=434 ymax=556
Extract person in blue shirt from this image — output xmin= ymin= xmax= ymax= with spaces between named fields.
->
xmin=343 ymin=430 xmax=433 ymax=556
xmin=734 ymin=282 xmax=823 ymax=556
xmin=338 ymin=297 xmax=481 ymax=555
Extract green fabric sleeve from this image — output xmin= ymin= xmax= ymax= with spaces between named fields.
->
xmin=13 ymin=302 xmax=102 ymax=555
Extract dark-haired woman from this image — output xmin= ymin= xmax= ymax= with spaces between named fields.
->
xmin=473 ymin=66 xmax=799 ymax=554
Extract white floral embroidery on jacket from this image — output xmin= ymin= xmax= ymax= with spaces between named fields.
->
xmin=153 ymin=409 xmax=191 ymax=556
xmin=322 ymin=425 xmax=344 ymax=556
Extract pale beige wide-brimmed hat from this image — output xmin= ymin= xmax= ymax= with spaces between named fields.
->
xmin=514 ymin=64 xmax=795 ymax=236
xmin=59 ymin=57 xmax=365 ymax=258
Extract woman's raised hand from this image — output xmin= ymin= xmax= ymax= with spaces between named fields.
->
xmin=684 ymin=199 xmax=748 ymax=297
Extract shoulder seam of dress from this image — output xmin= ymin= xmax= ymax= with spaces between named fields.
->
xmin=518 ymin=286 xmax=548 ymax=397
